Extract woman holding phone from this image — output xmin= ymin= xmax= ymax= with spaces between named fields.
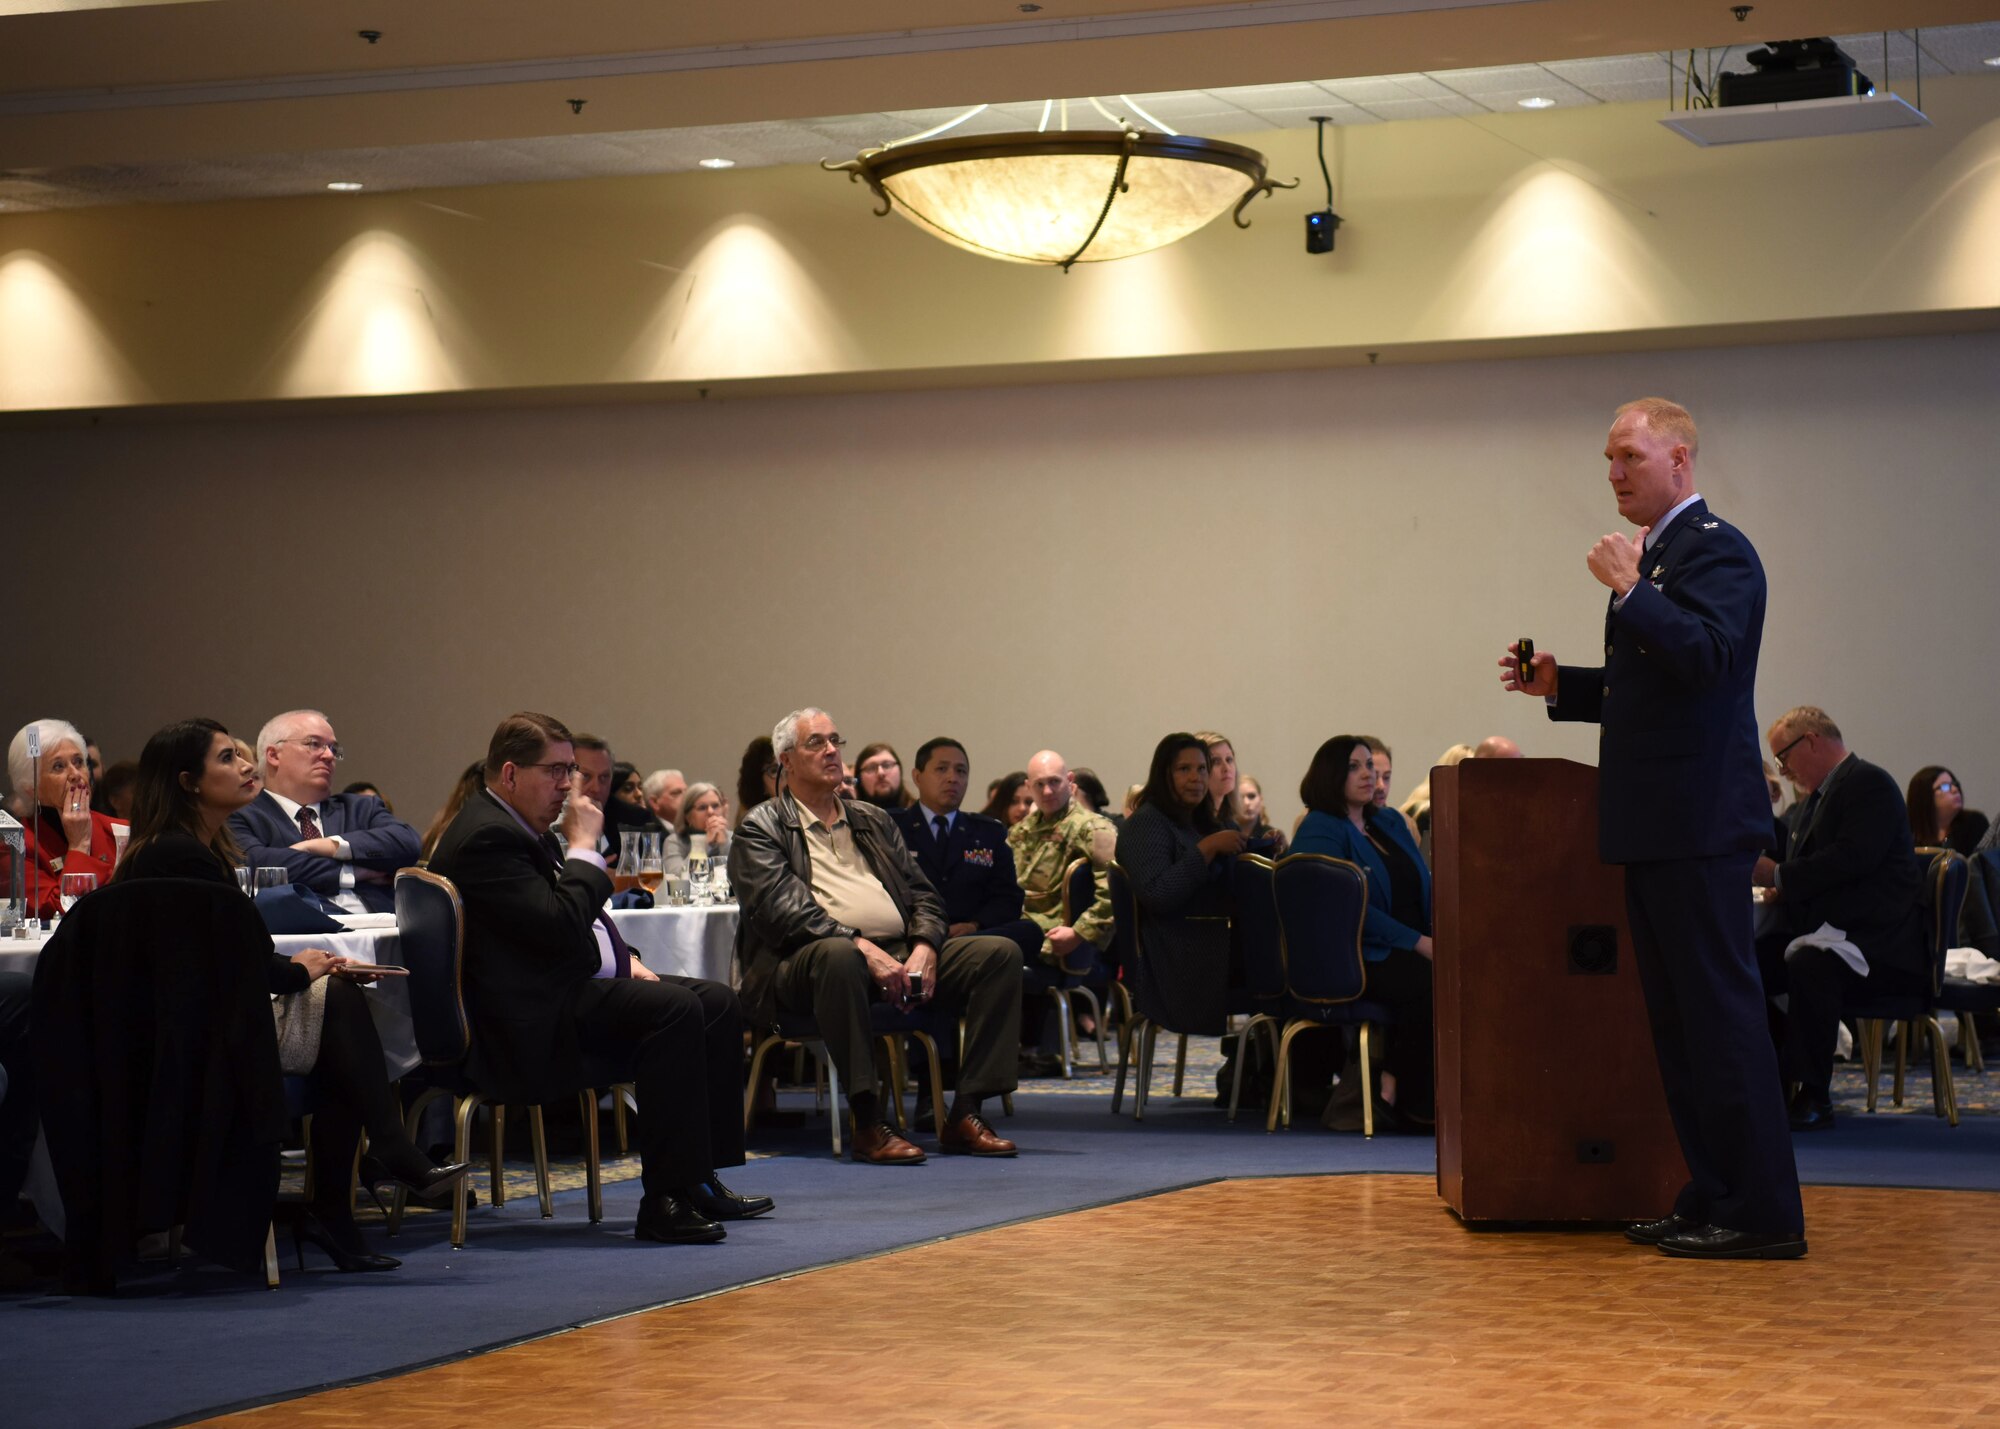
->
xmin=116 ymin=718 xmax=470 ymax=1272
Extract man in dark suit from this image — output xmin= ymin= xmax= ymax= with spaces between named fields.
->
xmin=890 ymin=738 xmax=1040 ymax=961
xmin=1502 ymin=397 xmax=1805 ymax=1260
xmin=428 ymin=711 xmax=768 ymax=1244
xmin=228 ymin=709 xmax=421 ymax=914
xmin=1752 ymin=707 xmax=1924 ymax=1131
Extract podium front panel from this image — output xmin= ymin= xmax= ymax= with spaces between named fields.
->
xmin=1432 ymin=758 xmax=1686 ymax=1223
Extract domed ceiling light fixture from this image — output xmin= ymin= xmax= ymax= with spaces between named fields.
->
xmin=825 ymin=96 xmax=1296 ymax=271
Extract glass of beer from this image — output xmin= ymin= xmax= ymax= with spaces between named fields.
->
xmin=637 ymin=831 xmax=664 ymax=897
xmin=612 ymin=835 xmax=641 ymax=895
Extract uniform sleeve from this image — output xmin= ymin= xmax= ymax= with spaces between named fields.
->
xmin=1071 ymin=814 xmax=1119 ymax=949
xmin=1550 ymin=665 xmax=1605 ymax=724
xmin=1614 ymin=532 xmax=1763 ymax=693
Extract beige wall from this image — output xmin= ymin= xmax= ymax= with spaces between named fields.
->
xmin=4 ymin=78 xmax=1999 ymax=412
xmin=6 ymin=328 xmax=1994 ymax=833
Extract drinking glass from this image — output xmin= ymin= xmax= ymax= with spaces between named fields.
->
xmin=688 ymin=856 xmax=712 ymax=905
xmin=254 ymin=866 xmax=290 ymax=894
xmin=234 ymin=866 xmax=254 ymax=896
xmin=58 ymin=871 xmax=97 ymax=913
xmin=637 ymin=831 xmax=664 ymax=897
xmin=613 ymin=836 xmax=641 ymax=895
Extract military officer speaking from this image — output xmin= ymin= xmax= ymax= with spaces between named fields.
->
xmin=1499 ymin=397 xmax=1806 ymax=1261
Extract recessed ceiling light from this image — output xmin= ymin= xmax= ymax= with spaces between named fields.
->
xmin=1518 ymin=96 xmax=1556 ymax=110
xmin=326 ymin=181 xmax=365 ymax=191
xmin=698 ymin=158 xmax=736 ymax=169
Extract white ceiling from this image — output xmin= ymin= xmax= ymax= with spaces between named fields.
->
xmin=0 ymin=24 xmax=1992 ymax=211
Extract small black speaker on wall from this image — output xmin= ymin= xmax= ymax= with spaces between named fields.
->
xmin=1567 ymin=924 xmax=1618 ymax=975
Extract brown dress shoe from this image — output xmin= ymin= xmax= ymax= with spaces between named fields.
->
xmin=851 ymin=1121 xmax=927 ymax=1165
xmin=939 ymin=1113 xmax=1018 ymax=1157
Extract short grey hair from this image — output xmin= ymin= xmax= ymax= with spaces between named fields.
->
xmin=678 ymin=781 xmax=724 ymax=833
xmin=772 ymin=708 xmax=828 ymax=758
xmin=257 ymin=709 xmax=327 ymax=767
xmin=9 ymin=718 xmax=87 ymax=805
xmin=642 ymin=768 xmax=684 ymax=800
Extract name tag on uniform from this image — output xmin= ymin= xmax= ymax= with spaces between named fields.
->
xmin=963 ymin=847 xmax=994 ymax=867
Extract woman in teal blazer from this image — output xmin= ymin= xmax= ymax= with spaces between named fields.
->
xmin=1288 ymin=734 xmax=1434 ymax=1123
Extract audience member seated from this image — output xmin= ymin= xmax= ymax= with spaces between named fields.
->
xmin=735 ymin=736 xmax=778 ymax=826
xmin=571 ymin=734 xmax=661 ymax=863
xmin=643 ymin=768 xmax=688 ymax=831
xmin=980 ymin=771 xmax=1031 ymax=826
xmin=1116 ymin=734 xmax=1244 ymax=1038
xmin=1123 ymin=783 xmax=1144 ymax=819
xmin=1234 ymin=775 xmax=1289 ymax=856
xmin=1906 ymin=764 xmax=1989 ymax=856
xmin=228 ymin=710 xmax=421 ymax=915
xmin=891 ymin=739 xmax=1040 ymax=961
xmin=115 ymin=717 xmax=470 ymax=1272
xmin=732 ymin=708 xmax=1022 ymax=1164
xmin=421 ymin=761 xmax=486 ymax=864
xmin=1752 ymin=706 xmax=1925 ymax=1132
xmin=428 ymin=712 xmax=764 ymax=1242
xmin=1010 ymin=750 xmax=1117 ymax=971
xmin=1400 ymin=742 xmax=1477 ymax=862
xmin=0 ymin=971 xmax=31 ymax=1216
xmin=668 ymin=782 xmax=733 ymax=877
xmin=7 ymin=718 xmax=119 ymax=921
xmin=1071 ymin=767 xmax=1112 ymax=818
xmin=1762 ymin=758 xmax=1793 ymax=857
xmin=92 ymin=759 xmax=139 ymax=820
xmin=1362 ymin=736 xmax=1421 ymax=846
xmin=1291 ymin=735 xmax=1436 ymax=1128
xmin=1195 ymin=730 xmax=1241 ymax=829
xmin=1473 ymin=735 xmax=1523 ymax=759
xmin=342 ymin=780 xmax=391 ymax=810
xmin=854 ymin=742 xmax=914 ymax=811
xmin=612 ymin=762 xmax=646 ymax=812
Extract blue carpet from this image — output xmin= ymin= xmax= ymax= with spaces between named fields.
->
xmin=6 ymin=1087 xmax=1997 ymax=1429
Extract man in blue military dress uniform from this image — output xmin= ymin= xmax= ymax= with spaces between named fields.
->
xmin=1501 ymin=397 xmax=1806 ymax=1261
xmin=891 ymin=737 xmax=1040 ymax=961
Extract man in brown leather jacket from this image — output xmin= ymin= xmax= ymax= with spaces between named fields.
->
xmin=729 ymin=707 xmax=1021 ymax=1165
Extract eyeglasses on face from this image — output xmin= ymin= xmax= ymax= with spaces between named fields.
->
xmin=798 ymin=733 xmax=847 ymax=754
xmin=858 ymin=757 xmax=899 ymax=775
xmin=521 ymin=760 xmax=581 ymax=782
xmin=277 ymin=737 xmax=344 ymax=762
xmin=1772 ymin=731 xmax=1810 ymax=774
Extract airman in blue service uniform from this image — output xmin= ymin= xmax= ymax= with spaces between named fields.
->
xmin=1501 ymin=397 xmax=1805 ymax=1261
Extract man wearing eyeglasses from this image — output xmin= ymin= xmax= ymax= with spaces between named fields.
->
xmin=1499 ymin=398 xmax=1804 ymax=1261
xmin=429 ymin=711 xmax=765 ymax=1245
xmin=1751 ymin=706 xmax=1924 ymax=1132
xmin=228 ymin=709 xmax=421 ymax=914
xmin=731 ymin=707 xmax=1022 ymax=1164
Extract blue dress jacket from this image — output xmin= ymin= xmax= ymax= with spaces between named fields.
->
xmin=1290 ymin=807 xmax=1430 ymax=962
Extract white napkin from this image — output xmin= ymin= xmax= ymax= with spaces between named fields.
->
xmin=1946 ymin=948 xmax=2000 ymax=984
xmin=335 ymin=912 xmax=399 ymax=930
xmin=1785 ymin=922 xmax=1868 ymax=977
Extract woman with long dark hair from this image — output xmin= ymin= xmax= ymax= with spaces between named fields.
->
xmin=1290 ymin=734 xmax=1435 ymax=1128
xmin=421 ymin=761 xmax=487 ymax=864
xmin=734 ymin=736 xmax=778 ymax=826
xmin=1906 ymin=765 xmax=1989 ymax=856
xmin=980 ymin=771 xmax=1032 ymax=827
xmin=116 ymin=718 xmax=469 ymax=1272
xmin=1115 ymin=733 xmax=1245 ymax=1038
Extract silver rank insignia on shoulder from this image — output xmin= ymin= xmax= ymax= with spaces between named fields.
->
xmin=1699 ymin=520 xmax=1719 ymax=530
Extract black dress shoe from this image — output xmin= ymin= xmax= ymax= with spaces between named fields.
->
xmin=1624 ymin=1212 xmax=1697 ymax=1245
xmin=1788 ymin=1095 xmax=1836 ymax=1132
xmin=1657 ymin=1224 xmax=1807 ymax=1260
xmin=682 ymin=1177 xmax=774 ymax=1221
xmin=634 ymin=1193 xmax=726 ymax=1245
xmin=293 ymin=1210 xmax=401 ymax=1273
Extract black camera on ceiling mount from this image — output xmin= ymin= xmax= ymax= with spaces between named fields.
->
xmin=1717 ymin=38 xmax=1873 ymax=108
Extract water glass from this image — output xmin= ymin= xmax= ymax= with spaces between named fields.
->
xmin=254 ymin=866 xmax=290 ymax=894
xmin=58 ymin=871 xmax=97 ymax=913
xmin=688 ymin=858 xmax=712 ymax=905
xmin=234 ymin=866 xmax=254 ymax=896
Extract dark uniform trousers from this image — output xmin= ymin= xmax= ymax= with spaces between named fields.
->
xmin=774 ymin=935 xmax=1022 ymax=1102
xmin=1625 ymin=855 xmax=1804 ymax=1236
xmin=570 ymin=974 xmax=745 ymax=1197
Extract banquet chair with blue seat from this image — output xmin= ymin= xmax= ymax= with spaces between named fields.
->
xmin=389 ymin=867 xmax=609 ymax=1245
xmin=742 ymin=1003 xmax=947 ymax=1157
xmin=1848 ymin=847 xmax=1967 ymax=1126
xmin=1224 ymin=854 xmax=1286 ymax=1123
xmin=1943 ymin=848 xmax=2000 ymax=1071
xmin=1268 ymin=852 xmax=1395 ymax=1135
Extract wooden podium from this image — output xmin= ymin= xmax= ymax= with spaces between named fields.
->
xmin=1432 ymin=758 xmax=1686 ymax=1224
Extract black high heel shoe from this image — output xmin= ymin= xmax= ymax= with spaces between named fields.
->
xmin=361 ymin=1154 xmax=476 ymax=1205
xmin=293 ymin=1210 xmax=401 ymax=1273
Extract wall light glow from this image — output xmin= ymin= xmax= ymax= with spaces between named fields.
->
xmin=271 ymin=230 xmax=464 ymax=398
xmin=0 ymin=250 xmax=153 ymax=410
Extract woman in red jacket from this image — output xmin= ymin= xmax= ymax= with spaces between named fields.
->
xmin=8 ymin=718 xmax=119 ymax=920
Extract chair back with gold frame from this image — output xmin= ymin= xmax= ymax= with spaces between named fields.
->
xmin=1231 ymin=854 xmax=1284 ymax=1016
xmin=1270 ymin=852 xmax=1370 ymax=1005
xmin=1055 ymin=857 xmax=1100 ymax=976
xmin=1916 ymin=847 xmax=1969 ymax=997
xmin=394 ymin=867 xmax=470 ymax=1066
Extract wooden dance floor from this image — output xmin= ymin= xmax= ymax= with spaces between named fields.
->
xmin=214 ymin=1175 xmax=1997 ymax=1426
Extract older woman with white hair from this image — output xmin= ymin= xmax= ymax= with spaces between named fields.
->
xmin=8 ymin=717 xmax=121 ymax=921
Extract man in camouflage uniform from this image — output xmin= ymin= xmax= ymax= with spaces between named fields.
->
xmin=1007 ymin=749 xmax=1117 ymax=967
